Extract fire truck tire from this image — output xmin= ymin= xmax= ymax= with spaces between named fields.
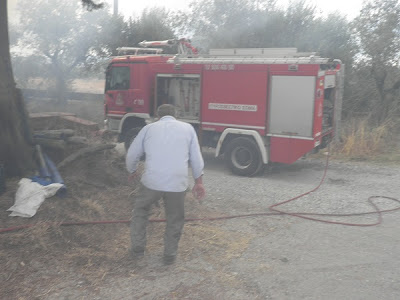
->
xmin=225 ymin=137 xmax=263 ymax=176
xmin=124 ymin=127 xmax=142 ymax=151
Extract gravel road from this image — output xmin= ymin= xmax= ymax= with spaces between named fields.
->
xmin=49 ymin=150 xmax=400 ymax=300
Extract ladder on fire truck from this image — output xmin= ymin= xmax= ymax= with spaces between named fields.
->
xmin=131 ymin=38 xmax=339 ymax=65
xmin=116 ymin=38 xmax=337 ymax=66
xmin=115 ymin=39 xmax=198 ymax=56
xmin=139 ymin=38 xmax=198 ymax=55
xmin=169 ymin=55 xmax=339 ymax=66
xmin=116 ymin=47 xmax=163 ymax=55
xmin=172 ymin=46 xmax=339 ymax=65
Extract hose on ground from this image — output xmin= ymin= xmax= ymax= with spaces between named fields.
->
xmin=1 ymin=149 xmax=400 ymax=234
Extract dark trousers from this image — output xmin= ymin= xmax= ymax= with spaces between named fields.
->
xmin=130 ymin=184 xmax=186 ymax=257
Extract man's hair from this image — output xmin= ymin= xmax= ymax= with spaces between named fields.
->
xmin=157 ymin=104 xmax=176 ymax=118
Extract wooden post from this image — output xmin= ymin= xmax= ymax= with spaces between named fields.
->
xmin=334 ymin=64 xmax=345 ymax=142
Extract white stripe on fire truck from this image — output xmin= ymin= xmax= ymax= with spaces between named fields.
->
xmin=267 ymin=134 xmax=314 ymax=140
xmin=202 ymin=122 xmax=265 ymax=130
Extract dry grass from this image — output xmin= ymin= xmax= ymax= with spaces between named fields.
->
xmin=333 ymin=118 xmax=399 ymax=162
xmin=80 ymin=198 xmax=106 ymax=216
xmin=182 ymin=223 xmax=253 ymax=263
xmin=145 ymin=220 xmax=253 ymax=264
xmin=0 ymin=143 xmax=254 ymax=298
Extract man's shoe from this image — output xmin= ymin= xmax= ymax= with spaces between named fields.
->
xmin=163 ymin=255 xmax=176 ymax=265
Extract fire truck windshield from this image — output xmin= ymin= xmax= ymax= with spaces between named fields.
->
xmin=105 ymin=66 xmax=130 ymax=91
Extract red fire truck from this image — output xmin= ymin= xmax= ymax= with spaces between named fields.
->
xmin=104 ymin=39 xmax=344 ymax=176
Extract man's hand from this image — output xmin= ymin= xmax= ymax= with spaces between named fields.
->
xmin=128 ymin=172 xmax=139 ymax=183
xmin=192 ymin=175 xmax=205 ymax=200
xmin=192 ymin=183 xmax=205 ymax=200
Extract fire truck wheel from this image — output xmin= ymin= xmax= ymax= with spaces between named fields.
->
xmin=124 ymin=127 xmax=142 ymax=151
xmin=225 ymin=137 xmax=263 ymax=176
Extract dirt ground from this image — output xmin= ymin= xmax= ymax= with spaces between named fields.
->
xmin=0 ymin=139 xmax=224 ymax=298
xmin=2 ymin=145 xmax=400 ymax=299
xmin=1 ymin=95 xmax=400 ymax=299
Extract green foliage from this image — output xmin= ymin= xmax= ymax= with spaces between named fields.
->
xmin=349 ymin=0 xmax=400 ymax=124
xmin=303 ymin=14 xmax=355 ymax=66
xmin=94 ymin=15 xmax=130 ymax=57
xmin=12 ymin=0 xmax=112 ymax=101
xmin=126 ymin=8 xmax=176 ymax=49
xmin=173 ymin=0 xmax=354 ymax=64
xmin=353 ymin=0 xmax=400 ymax=66
xmin=10 ymin=3 xmax=177 ymax=83
xmin=172 ymin=0 xmax=265 ymax=49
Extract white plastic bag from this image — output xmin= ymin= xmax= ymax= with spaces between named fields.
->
xmin=7 ymin=178 xmax=63 ymax=218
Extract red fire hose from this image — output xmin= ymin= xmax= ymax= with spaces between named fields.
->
xmin=1 ymin=150 xmax=400 ymax=234
xmin=268 ymin=152 xmax=400 ymax=226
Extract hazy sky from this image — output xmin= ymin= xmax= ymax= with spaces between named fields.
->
xmin=110 ymin=0 xmax=364 ymax=20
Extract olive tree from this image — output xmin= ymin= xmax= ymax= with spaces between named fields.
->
xmin=13 ymin=0 xmax=111 ymax=103
xmin=352 ymin=0 xmax=400 ymax=123
xmin=0 ymin=0 xmax=103 ymax=176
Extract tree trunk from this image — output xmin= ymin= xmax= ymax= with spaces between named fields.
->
xmin=371 ymin=63 xmax=389 ymax=124
xmin=0 ymin=1 xmax=34 ymax=176
xmin=52 ymin=59 xmax=68 ymax=105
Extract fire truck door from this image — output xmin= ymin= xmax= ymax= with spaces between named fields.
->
xmin=105 ymin=65 xmax=131 ymax=113
xmin=268 ymin=75 xmax=316 ymax=137
xmin=130 ymin=63 xmax=146 ymax=113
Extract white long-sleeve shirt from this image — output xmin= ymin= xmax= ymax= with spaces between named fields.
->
xmin=126 ymin=116 xmax=204 ymax=192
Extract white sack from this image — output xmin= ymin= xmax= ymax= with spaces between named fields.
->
xmin=7 ymin=178 xmax=63 ymax=218
xmin=114 ymin=142 xmax=126 ymax=157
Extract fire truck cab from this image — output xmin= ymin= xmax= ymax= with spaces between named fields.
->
xmin=104 ymin=40 xmax=343 ymax=176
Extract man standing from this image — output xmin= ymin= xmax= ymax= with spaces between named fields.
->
xmin=126 ymin=104 xmax=205 ymax=265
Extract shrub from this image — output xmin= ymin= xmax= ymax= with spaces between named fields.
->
xmin=334 ymin=118 xmax=396 ymax=160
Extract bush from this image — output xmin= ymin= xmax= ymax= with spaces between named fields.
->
xmin=334 ymin=118 xmax=397 ymax=160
